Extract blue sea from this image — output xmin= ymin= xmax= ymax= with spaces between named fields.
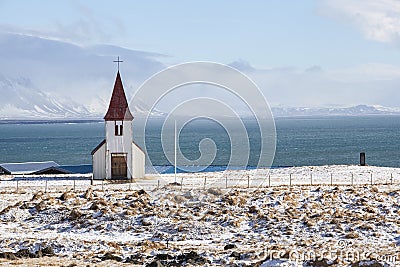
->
xmin=0 ymin=116 xmax=400 ymax=169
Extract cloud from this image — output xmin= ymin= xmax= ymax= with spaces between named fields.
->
xmin=305 ymin=66 xmax=323 ymax=73
xmin=1 ymin=32 xmax=400 ymax=116
xmin=228 ymin=59 xmax=256 ymax=72
xmin=320 ymin=0 xmax=400 ymax=45
xmin=0 ymin=2 xmax=125 ymax=45
xmin=248 ymin=63 xmax=400 ymax=107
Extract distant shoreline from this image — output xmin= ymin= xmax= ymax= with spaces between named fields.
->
xmin=0 ymin=119 xmax=103 ymax=125
xmin=2 ymin=114 xmax=400 ymax=124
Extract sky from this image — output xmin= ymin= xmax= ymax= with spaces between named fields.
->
xmin=0 ymin=0 xmax=400 ymax=109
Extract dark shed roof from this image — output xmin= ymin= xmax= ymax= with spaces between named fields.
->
xmin=0 ymin=161 xmax=59 ymax=174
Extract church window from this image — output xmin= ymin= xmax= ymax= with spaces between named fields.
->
xmin=115 ymin=121 xmax=123 ymax=136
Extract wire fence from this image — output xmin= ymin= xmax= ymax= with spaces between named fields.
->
xmin=0 ymin=171 xmax=399 ymax=194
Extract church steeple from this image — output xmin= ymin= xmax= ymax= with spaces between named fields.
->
xmin=92 ymin=60 xmax=145 ymax=180
xmin=104 ymin=71 xmax=133 ymax=121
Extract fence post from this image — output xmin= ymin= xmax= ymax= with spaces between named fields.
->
xmin=351 ymin=173 xmax=354 ymax=186
xmin=310 ymin=173 xmax=313 ymax=186
xmin=247 ymin=175 xmax=250 ymax=189
xmin=16 ymin=180 xmax=19 ymax=192
xmin=391 ymin=173 xmax=393 ymax=185
xmin=370 ymin=173 xmax=373 ymax=185
xmin=180 ymin=177 xmax=183 ymax=190
xmin=225 ymin=175 xmax=228 ymax=189
xmin=268 ymin=174 xmax=271 ymax=187
xmin=330 ymin=173 xmax=333 ymax=186
xmin=73 ymin=179 xmax=76 ymax=192
xmin=45 ymin=179 xmax=48 ymax=193
xmin=289 ymin=174 xmax=292 ymax=188
xmin=102 ymin=179 xmax=104 ymax=191
xmin=204 ymin=177 xmax=206 ymax=190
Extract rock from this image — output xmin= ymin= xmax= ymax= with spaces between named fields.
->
xmin=224 ymin=244 xmax=236 ymax=250
xmin=39 ymin=246 xmax=55 ymax=257
xmin=0 ymin=246 xmax=55 ymax=260
xmin=183 ymin=190 xmax=194 ymax=199
xmin=124 ymin=253 xmax=144 ymax=264
xmin=305 ymin=258 xmax=335 ymax=266
xmin=206 ymin=209 xmax=217 ymax=216
xmin=69 ymin=209 xmax=82 ymax=220
xmin=364 ymin=206 xmax=377 ymax=214
xmin=60 ymin=191 xmax=75 ymax=201
xmin=131 ymin=189 xmax=148 ymax=198
xmin=0 ymin=205 xmax=12 ymax=215
xmin=176 ymin=251 xmax=209 ymax=264
xmin=125 ymin=209 xmax=135 ymax=216
xmin=83 ymin=188 xmax=93 ymax=199
xmin=304 ymin=220 xmax=316 ymax=227
xmin=223 ymin=195 xmax=246 ymax=206
xmin=309 ymin=213 xmax=321 ymax=219
xmin=155 ymin=254 xmax=174 ymax=260
xmin=280 ymin=250 xmax=290 ymax=259
xmin=90 ymin=203 xmax=100 ymax=211
xmin=142 ymin=217 xmax=153 ymax=226
xmin=207 ymin=188 xmax=223 ymax=196
xmin=138 ymin=189 xmax=147 ymax=195
xmin=323 ymin=232 xmax=334 ymax=237
xmin=31 ymin=191 xmax=44 ymax=201
xmin=100 ymin=252 xmax=123 ymax=262
xmin=19 ymin=202 xmax=30 ymax=209
xmin=358 ymin=224 xmax=374 ymax=231
xmin=351 ymin=261 xmax=384 ymax=267
xmin=15 ymin=249 xmax=37 ymax=258
xmin=371 ymin=187 xmax=379 ymax=193
xmin=345 ymin=231 xmax=360 ymax=239
xmin=173 ymin=195 xmax=187 ymax=203
xmin=249 ymin=205 xmax=259 ymax=213
xmin=0 ymin=251 xmax=18 ymax=260
xmin=230 ymin=251 xmax=241 ymax=260
xmin=147 ymin=260 xmax=164 ymax=267
xmin=98 ymin=198 xmax=109 ymax=206
xmin=35 ymin=200 xmax=47 ymax=212
xmin=231 ymin=219 xmax=242 ymax=228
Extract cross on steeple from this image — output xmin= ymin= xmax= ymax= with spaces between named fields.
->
xmin=113 ymin=56 xmax=123 ymax=71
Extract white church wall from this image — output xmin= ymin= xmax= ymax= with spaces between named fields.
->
xmin=132 ymin=142 xmax=145 ymax=178
xmin=92 ymin=143 xmax=106 ymax=179
xmin=105 ymin=120 xmax=133 ymax=179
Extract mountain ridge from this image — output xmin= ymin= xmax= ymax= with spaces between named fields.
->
xmin=271 ymin=105 xmax=400 ymax=117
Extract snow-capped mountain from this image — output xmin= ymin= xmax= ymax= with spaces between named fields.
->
xmin=271 ymin=105 xmax=400 ymax=117
xmin=130 ymin=97 xmax=167 ymax=118
xmin=0 ymin=33 xmax=167 ymax=119
xmin=0 ymin=75 xmax=92 ymax=119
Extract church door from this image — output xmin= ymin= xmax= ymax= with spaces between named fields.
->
xmin=111 ymin=153 xmax=127 ymax=178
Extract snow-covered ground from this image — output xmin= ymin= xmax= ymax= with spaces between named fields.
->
xmin=0 ymin=165 xmax=399 ymax=266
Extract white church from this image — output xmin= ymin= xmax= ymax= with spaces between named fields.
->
xmin=91 ymin=70 xmax=145 ymax=179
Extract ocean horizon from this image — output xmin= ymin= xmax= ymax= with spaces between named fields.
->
xmin=1 ymin=115 xmax=399 ymax=170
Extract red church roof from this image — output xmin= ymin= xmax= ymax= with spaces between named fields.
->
xmin=104 ymin=71 xmax=134 ymax=121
